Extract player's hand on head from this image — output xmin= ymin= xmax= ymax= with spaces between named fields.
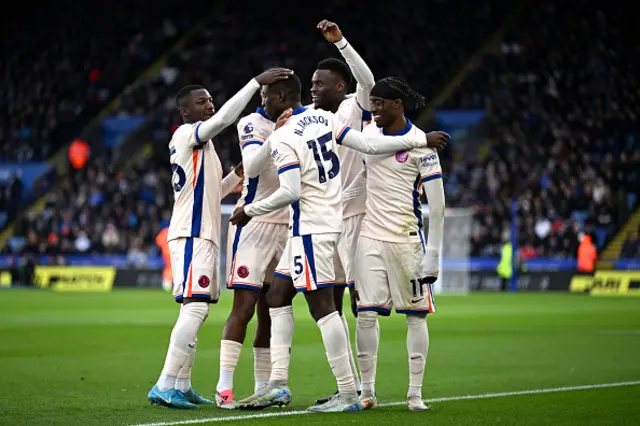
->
xmin=230 ymin=207 xmax=252 ymax=227
xmin=317 ymin=19 xmax=343 ymax=43
xmin=425 ymin=131 xmax=450 ymax=150
xmin=255 ymin=68 xmax=294 ymax=86
xmin=275 ymin=108 xmax=293 ymax=130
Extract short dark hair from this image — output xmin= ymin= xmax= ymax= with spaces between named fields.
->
xmin=269 ymin=73 xmax=302 ymax=100
xmin=316 ymin=58 xmax=353 ymax=86
xmin=175 ymin=84 xmax=205 ymax=108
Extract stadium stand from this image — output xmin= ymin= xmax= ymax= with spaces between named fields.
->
xmin=0 ymin=0 xmax=213 ymax=237
xmin=1 ymin=0 xmax=512 ymax=258
xmin=2 ymin=1 xmax=637 ymax=266
xmin=439 ymin=2 xmax=639 ymax=258
xmin=0 ymin=0 xmax=205 ymax=163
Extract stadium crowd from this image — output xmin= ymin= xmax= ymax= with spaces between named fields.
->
xmin=2 ymin=156 xmax=172 ymax=260
xmin=0 ymin=0 xmax=206 ymax=163
xmin=443 ymin=3 xmax=639 ymax=258
xmin=2 ymin=1 xmax=638 ymax=262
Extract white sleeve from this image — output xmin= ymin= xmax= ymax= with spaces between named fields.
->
xmin=244 ymin=143 xmax=300 ymax=217
xmin=342 ymin=165 xmax=366 ymax=203
xmin=221 ymin=171 xmax=243 ymax=199
xmin=237 ymin=121 xmax=271 ymax=178
xmin=419 ymin=153 xmax=445 ymax=277
xmin=334 ymin=37 xmax=375 ymax=111
xmin=193 ymin=79 xmax=260 ymax=144
xmin=333 ymin=122 xmax=427 ymax=155
xmin=241 ymin=142 xmax=272 ymax=178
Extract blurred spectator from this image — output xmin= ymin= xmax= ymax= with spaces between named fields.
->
xmin=621 ymin=233 xmax=639 ymax=259
xmin=0 ymin=0 xmax=205 ymax=163
xmin=450 ymin=2 xmax=639 ymax=257
xmin=577 ymin=233 xmax=598 ymax=273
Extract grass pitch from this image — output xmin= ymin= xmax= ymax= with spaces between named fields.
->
xmin=1 ymin=290 xmax=639 ymax=425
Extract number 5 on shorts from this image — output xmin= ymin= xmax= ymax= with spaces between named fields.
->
xmin=294 ymin=255 xmax=303 ymax=276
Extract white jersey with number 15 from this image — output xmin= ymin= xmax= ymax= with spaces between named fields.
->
xmin=268 ymin=106 xmax=349 ymax=237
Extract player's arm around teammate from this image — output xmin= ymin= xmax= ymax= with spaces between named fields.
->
xmin=148 ymin=68 xmax=292 ymax=410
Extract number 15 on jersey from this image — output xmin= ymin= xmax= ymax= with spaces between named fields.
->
xmin=306 ymin=131 xmax=340 ymax=184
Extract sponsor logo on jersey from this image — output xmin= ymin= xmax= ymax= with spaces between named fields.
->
xmin=243 ymin=123 xmax=254 ymax=133
xmin=396 ymin=151 xmax=409 ymax=163
xmin=237 ymin=265 xmax=249 ymax=279
xmin=421 ymin=154 xmax=438 ymax=165
xmin=198 ymin=275 xmax=210 ymax=288
xmin=410 ymin=297 xmax=424 ymax=304
xmin=241 ymin=134 xmax=254 ymax=141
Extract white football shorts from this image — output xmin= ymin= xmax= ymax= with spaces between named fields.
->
xmin=355 ymin=236 xmax=436 ymax=315
xmin=274 ymin=233 xmax=339 ymax=293
xmin=169 ymin=237 xmax=219 ymax=303
xmin=333 ymin=213 xmax=364 ymax=288
xmin=227 ymin=221 xmax=288 ymax=291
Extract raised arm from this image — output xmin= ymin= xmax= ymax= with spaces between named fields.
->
xmin=318 ymin=20 xmax=375 ymax=111
xmin=195 ymin=68 xmax=293 ymax=143
xmin=194 ymin=79 xmax=260 ymax=143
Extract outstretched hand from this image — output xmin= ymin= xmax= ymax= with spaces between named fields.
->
xmin=255 ymin=68 xmax=294 ymax=86
xmin=426 ymin=131 xmax=450 ymax=150
xmin=317 ymin=20 xmax=343 ymax=43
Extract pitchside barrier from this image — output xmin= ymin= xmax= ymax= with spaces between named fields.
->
xmin=3 ymin=266 xmax=636 ymax=295
xmin=3 ymin=204 xmax=634 ymax=295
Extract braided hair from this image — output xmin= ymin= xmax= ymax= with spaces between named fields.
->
xmin=370 ymin=77 xmax=426 ymax=111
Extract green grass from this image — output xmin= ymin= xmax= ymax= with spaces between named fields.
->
xmin=1 ymin=290 xmax=639 ymax=426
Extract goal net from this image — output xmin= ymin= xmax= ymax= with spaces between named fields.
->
xmin=219 ymin=205 xmax=473 ymax=295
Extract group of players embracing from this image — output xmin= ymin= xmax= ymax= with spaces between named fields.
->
xmin=148 ymin=19 xmax=449 ymax=414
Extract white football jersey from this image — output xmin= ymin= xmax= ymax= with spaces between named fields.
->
xmin=269 ymin=106 xmax=346 ymax=236
xmin=168 ymin=122 xmax=224 ymax=245
xmin=359 ymin=121 xmax=443 ymax=244
xmin=334 ymin=94 xmax=372 ymax=218
xmin=235 ymin=108 xmax=288 ymax=224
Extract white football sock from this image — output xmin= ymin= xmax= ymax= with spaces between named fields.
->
xmin=253 ymin=347 xmax=271 ymax=392
xmin=269 ymin=306 xmax=294 ymax=383
xmin=356 ymin=311 xmax=379 ymax=397
xmin=318 ymin=311 xmax=356 ymax=396
xmin=157 ymin=302 xmax=209 ymax=391
xmin=406 ymin=315 xmax=429 ymax=399
xmin=340 ymin=313 xmax=361 ymax=392
xmin=216 ymin=340 xmax=242 ymax=392
xmin=175 ymin=338 xmax=197 ymax=392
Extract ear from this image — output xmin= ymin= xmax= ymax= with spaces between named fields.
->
xmin=179 ymin=106 xmax=188 ymax=117
xmin=336 ymin=81 xmax=346 ymax=92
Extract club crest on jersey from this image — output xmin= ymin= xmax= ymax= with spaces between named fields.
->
xmin=396 ymin=151 xmax=409 ymax=163
xmin=237 ymin=266 xmax=249 ymax=279
xmin=198 ymin=275 xmax=210 ymax=288
xmin=243 ymin=123 xmax=254 ymax=134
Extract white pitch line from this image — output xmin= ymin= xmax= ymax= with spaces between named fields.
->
xmin=131 ymin=380 xmax=640 ymax=426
